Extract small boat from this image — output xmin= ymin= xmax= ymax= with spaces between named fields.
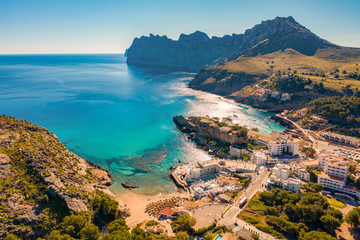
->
xmin=121 ymin=182 xmax=139 ymax=189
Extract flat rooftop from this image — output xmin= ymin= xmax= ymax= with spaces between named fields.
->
xmin=322 ymin=155 xmax=349 ymax=167
xmin=288 ymin=178 xmax=301 ymax=184
xmin=300 ymin=160 xmax=319 ymax=167
xmin=319 ymin=171 xmax=345 ymax=182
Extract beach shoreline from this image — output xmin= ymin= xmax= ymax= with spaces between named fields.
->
xmin=115 ymin=190 xmax=190 ymax=228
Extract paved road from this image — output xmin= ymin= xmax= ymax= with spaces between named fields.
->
xmin=219 ymin=168 xmax=269 ymax=226
xmin=216 ymin=168 xmax=274 ymax=239
xmin=279 ymin=115 xmax=316 ymax=146
xmin=281 ymin=115 xmax=360 ymax=155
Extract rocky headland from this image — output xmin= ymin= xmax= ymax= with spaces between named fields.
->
xmin=0 ymin=115 xmax=115 ymax=238
xmin=174 ymin=116 xmax=248 ymax=145
xmin=173 ymin=115 xmax=248 ymax=160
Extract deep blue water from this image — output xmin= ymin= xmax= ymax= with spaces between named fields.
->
xmin=0 ymin=54 xmax=285 ymax=195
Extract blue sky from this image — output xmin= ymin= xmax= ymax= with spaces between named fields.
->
xmin=0 ymin=0 xmax=359 ymax=54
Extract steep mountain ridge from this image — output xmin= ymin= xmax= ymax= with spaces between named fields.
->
xmin=126 ymin=16 xmax=334 ymax=70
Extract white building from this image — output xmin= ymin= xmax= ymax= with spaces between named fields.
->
xmin=229 ymin=145 xmax=246 ymax=158
xmin=186 ymin=161 xmax=220 ymax=180
xmin=252 ymin=150 xmax=298 ymax=166
xmin=271 ymin=91 xmax=280 ymax=98
xmin=283 ymin=178 xmax=301 ymax=193
xmin=304 ymin=84 xmax=314 ymax=90
xmin=266 ymin=176 xmax=302 ymax=193
xmin=184 ymin=160 xmax=257 ymax=181
xmin=318 ymin=172 xmax=345 ymax=192
xmin=256 ymin=136 xmax=270 ymax=147
xmin=319 ymin=153 xmax=348 ymax=179
xmin=252 ymin=150 xmax=267 ymax=166
xmin=320 ymin=132 xmax=359 ymax=147
xmin=290 ymin=162 xmax=310 ymax=182
xmin=317 ymin=152 xmax=360 ymax=198
xmin=280 ymin=93 xmax=291 ymax=101
xmin=269 ymin=140 xmax=299 ymax=156
xmin=273 ymin=164 xmax=290 ymax=180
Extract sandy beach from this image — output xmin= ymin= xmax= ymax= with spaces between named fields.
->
xmin=115 ymin=191 xmax=190 ymax=228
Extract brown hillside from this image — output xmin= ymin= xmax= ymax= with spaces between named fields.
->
xmin=190 ymin=47 xmax=360 ymax=95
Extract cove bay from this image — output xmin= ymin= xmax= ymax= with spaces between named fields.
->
xmin=0 ymin=54 xmax=285 ymax=195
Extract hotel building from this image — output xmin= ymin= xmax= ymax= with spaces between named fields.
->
xmin=318 ymin=152 xmax=360 ymax=198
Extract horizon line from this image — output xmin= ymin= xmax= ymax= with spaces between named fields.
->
xmin=0 ymin=52 xmax=125 ymax=56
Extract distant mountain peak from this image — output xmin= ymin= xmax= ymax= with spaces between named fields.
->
xmin=274 ymin=16 xmax=296 ymax=22
xmin=179 ymin=31 xmax=210 ymax=42
xmin=126 ymin=16 xmax=338 ymax=70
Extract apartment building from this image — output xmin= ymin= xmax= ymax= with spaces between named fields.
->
xmin=229 ymin=145 xmax=247 ymax=158
xmin=319 ymin=153 xmax=348 ymax=178
xmin=184 ymin=160 xmax=257 ymax=181
xmin=283 ymin=178 xmax=302 ymax=193
xmin=252 ymin=150 xmax=267 ymax=166
xmin=318 ymin=152 xmax=360 ymax=198
xmin=268 ymin=140 xmax=299 ymax=156
xmin=273 ymin=163 xmax=290 ymax=180
xmin=290 ymin=162 xmax=310 ymax=182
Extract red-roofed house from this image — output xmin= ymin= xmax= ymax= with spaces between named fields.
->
xmin=159 ymin=208 xmax=174 ymax=219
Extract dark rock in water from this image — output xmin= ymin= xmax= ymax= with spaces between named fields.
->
xmin=126 ymin=16 xmax=334 ymax=71
xmin=121 ymin=182 xmax=139 ymax=189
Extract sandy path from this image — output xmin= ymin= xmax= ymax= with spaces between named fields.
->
xmin=115 ymin=191 xmax=190 ymax=228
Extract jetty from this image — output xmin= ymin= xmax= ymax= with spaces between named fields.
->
xmin=170 ymin=165 xmax=188 ymax=190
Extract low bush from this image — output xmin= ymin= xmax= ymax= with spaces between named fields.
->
xmin=255 ymin=224 xmax=284 ymax=238
xmin=248 ymin=197 xmax=266 ymax=213
xmin=241 ymin=215 xmax=260 ymax=224
xmin=145 ymin=220 xmax=158 ymax=227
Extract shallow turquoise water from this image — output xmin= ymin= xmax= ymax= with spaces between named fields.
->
xmin=0 ymin=54 xmax=285 ymax=195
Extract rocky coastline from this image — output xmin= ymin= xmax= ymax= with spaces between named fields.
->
xmin=173 ymin=115 xmax=248 ymax=160
xmin=0 ymin=115 xmax=115 ymax=238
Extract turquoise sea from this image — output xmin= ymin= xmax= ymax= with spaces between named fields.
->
xmin=0 ymin=54 xmax=285 ymax=195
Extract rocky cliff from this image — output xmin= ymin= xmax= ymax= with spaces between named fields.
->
xmin=173 ymin=115 xmax=248 ymax=145
xmin=0 ymin=115 xmax=114 ymax=238
xmin=126 ymin=16 xmax=334 ymax=71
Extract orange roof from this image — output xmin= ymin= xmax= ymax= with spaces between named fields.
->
xmin=319 ymin=171 xmax=344 ymax=182
xmin=343 ymin=185 xmax=360 ymax=192
xmin=160 ymin=208 xmax=174 ymax=216
xmin=328 ymin=174 xmax=345 ymax=181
